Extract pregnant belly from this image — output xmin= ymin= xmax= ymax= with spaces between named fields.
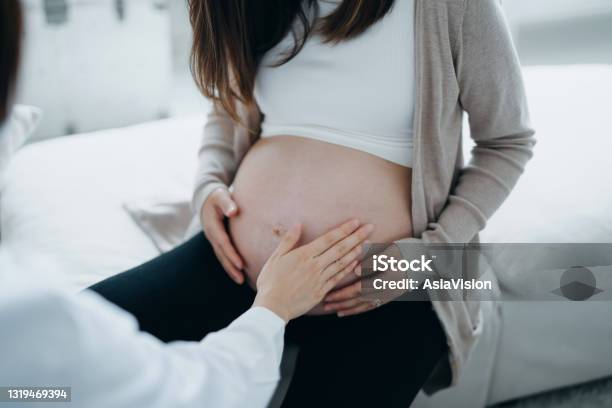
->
xmin=229 ymin=136 xmax=413 ymax=314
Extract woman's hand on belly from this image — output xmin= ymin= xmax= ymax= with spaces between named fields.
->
xmin=254 ymin=220 xmax=374 ymax=322
xmin=201 ymin=188 xmax=245 ymax=284
xmin=324 ymin=243 xmax=409 ymax=317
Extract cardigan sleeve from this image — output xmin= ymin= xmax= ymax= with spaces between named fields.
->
xmin=414 ymin=0 xmax=536 ymax=245
xmin=191 ymin=103 xmax=240 ymax=215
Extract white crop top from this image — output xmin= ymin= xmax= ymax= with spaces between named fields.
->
xmin=254 ymin=0 xmax=415 ymax=167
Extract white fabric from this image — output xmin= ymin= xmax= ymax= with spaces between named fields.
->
xmin=123 ymin=199 xmax=193 ymax=253
xmin=0 ymin=105 xmax=42 ymax=239
xmin=0 ymin=105 xmax=41 ymax=179
xmin=0 ymin=275 xmax=284 ymax=408
xmin=255 ymin=0 xmax=415 ymax=167
xmin=0 ymin=115 xmax=203 ymax=290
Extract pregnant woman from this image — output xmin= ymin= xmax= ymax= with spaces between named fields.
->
xmin=92 ymin=0 xmax=535 ymax=406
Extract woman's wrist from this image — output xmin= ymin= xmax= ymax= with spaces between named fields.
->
xmin=194 ymin=183 xmax=228 ymax=216
xmin=252 ymin=294 xmax=290 ymax=324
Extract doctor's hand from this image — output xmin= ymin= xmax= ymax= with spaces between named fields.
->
xmin=253 ymin=220 xmax=374 ymax=323
xmin=201 ymin=187 xmax=245 ymax=285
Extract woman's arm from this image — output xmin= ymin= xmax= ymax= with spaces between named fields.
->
xmin=409 ymin=0 xmax=535 ymax=245
xmin=192 ymin=102 xmax=242 ymax=215
xmin=192 ymin=102 xmax=259 ymax=282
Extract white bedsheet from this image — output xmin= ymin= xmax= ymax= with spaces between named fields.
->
xmin=0 ymin=115 xmax=203 ymax=290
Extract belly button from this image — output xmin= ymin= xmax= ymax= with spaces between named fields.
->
xmin=272 ymin=224 xmax=286 ymax=237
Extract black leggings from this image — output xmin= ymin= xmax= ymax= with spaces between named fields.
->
xmin=90 ymin=234 xmax=447 ymax=407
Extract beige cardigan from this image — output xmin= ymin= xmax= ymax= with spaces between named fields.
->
xmin=191 ymin=0 xmax=535 ymax=391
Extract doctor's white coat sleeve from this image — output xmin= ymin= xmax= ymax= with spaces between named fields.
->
xmin=0 ymin=288 xmax=285 ymax=408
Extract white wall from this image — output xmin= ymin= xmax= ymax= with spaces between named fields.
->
xmin=16 ymin=0 xmax=173 ymax=140
xmin=503 ymin=0 xmax=612 ymax=25
xmin=503 ymin=0 xmax=612 ymax=65
xmin=16 ymin=0 xmax=612 ymax=139
xmin=169 ymin=0 xmax=191 ymax=73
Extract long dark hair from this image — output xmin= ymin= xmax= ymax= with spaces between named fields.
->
xmin=189 ymin=0 xmax=395 ymax=122
xmin=0 ymin=0 xmax=22 ymax=122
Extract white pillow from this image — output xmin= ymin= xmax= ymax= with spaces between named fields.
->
xmin=0 ymin=105 xmax=42 ymax=176
xmin=123 ymin=199 xmax=193 ymax=253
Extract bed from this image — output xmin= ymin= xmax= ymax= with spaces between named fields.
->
xmin=1 ymin=65 xmax=612 ymax=407
xmin=0 ymin=115 xmax=202 ymax=288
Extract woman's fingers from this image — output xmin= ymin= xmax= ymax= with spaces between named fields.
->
xmin=210 ymin=190 xmax=243 ymax=269
xmin=324 ymin=297 xmax=362 ymax=312
xmin=321 ymin=243 xmax=362 ymax=281
xmin=202 ymin=188 xmax=245 ymax=284
xmin=317 ymin=224 xmax=373 ymax=269
xmin=212 ymin=242 xmax=244 ymax=284
xmin=337 ymin=301 xmax=375 ymax=317
xmin=273 ymin=224 xmax=302 ymax=256
xmin=208 ymin=217 xmax=244 ymax=270
xmin=323 ymin=260 xmax=358 ymax=293
xmin=303 ymin=219 xmax=361 ymax=256
xmin=216 ymin=247 xmax=243 ymax=283
xmin=218 ymin=233 xmax=244 ymax=270
xmin=215 ymin=189 xmax=239 ymax=217
xmin=324 ymin=280 xmax=361 ymax=303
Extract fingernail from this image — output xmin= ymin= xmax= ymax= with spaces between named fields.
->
xmin=337 ymin=312 xmax=345 ymax=317
xmin=354 ymin=265 xmax=361 ymax=276
xmin=351 ymin=219 xmax=360 ymax=228
xmin=364 ymin=224 xmax=375 ymax=233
